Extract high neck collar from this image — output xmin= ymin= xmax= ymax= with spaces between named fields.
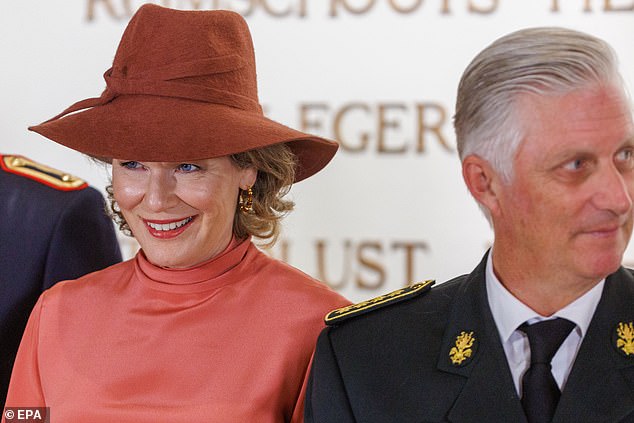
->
xmin=134 ymin=237 xmax=252 ymax=294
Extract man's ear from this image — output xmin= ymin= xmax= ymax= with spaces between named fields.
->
xmin=462 ymin=155 xmax=503 ymax=217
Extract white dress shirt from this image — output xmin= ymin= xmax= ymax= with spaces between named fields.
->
xmin=485 ymin=253 xmax=605 ymax=396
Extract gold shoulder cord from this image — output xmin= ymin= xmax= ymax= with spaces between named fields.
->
xmin=325 ymin=280 xmax=435 ymax=325
xmin=2 ymin=155 xmax=87 ymax=191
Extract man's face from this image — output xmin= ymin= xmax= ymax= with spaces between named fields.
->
xmin=494 ymin=84 xmax=634 ymax=284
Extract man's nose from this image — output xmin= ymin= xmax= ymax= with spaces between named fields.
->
xmin=593 ymin=165 xmax=633 ymax=216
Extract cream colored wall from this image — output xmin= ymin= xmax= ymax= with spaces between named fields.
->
xmin=1 ymin=0 xmax=633 ymax=302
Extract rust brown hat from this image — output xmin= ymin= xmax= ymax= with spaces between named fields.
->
xmin=29 ymin=4 xmax=337 ymax=182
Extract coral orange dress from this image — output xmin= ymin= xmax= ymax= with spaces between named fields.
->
xmin=4 ymin=238 xmax=349 ymax=422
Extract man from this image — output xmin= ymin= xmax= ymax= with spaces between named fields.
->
xmin=305 ymin=27 xmax=634 ymax=423
xmin=0 ymin=154 xmax=122 ymax=405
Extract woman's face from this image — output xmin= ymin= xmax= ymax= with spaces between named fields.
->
xmin=112 ymin=157 xmax=256 ymax=268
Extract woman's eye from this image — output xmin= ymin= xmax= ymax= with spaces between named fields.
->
xmin=120 ymin=161 xmax=142 ymax=169
xmin=177 ymin=163 xmax=200 ymax=172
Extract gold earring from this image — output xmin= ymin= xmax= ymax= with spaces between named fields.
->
xmin=239 ymin=186 xmax=254 ymax=213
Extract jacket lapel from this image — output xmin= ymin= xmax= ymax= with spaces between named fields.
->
xmin=437 ymin=253 xmax=527 ymax=423
xmin=554 ymin=268 xmax=634 ymax=422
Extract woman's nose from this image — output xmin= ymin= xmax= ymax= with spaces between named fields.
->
xmin=143 ymin=171 xmax=179 ymax=212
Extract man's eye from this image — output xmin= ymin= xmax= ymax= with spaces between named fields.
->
xmin=177 ymin=163 xmax=200 ymax=172
xmin=616 ymin=148 xmax=634 ymax=163
xmin=562 ymin=159 xmax=584 ymax=171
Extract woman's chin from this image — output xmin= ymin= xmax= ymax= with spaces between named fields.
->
xmin=144 ymin=251 xmax=191 ymax=269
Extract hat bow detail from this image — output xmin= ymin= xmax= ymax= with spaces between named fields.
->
xmin=44 ymin=53 xmax=259 ymax=124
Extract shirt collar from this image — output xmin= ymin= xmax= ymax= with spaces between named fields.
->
xmin=485 ymin=251 xmax=605 ymax=344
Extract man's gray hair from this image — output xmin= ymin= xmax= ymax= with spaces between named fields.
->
xmin=454 ymin=27 xmax=627 ymax=184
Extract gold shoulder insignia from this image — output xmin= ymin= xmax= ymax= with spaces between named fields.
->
xmin=325 ymin=280 xmax=435 ymax=326
xmin=1 ymin=155 xmax=87 ymax=191
xmin=614 ymin=321 xmax=634 ymax=357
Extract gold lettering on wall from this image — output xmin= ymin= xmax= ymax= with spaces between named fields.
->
xmin=393 ymin=241 xmax=429 ymax=283
xmin=604 ymin=0 xmax=634 ymax=11
xmin=330 ymin=0 xmax=376 ymax=16
xmin=86 ymin=0 xmax=126 ymax=20
xmin=300 ymin=103 xmax=329 ymax=138
xmin=388 ymin=0 xmax=424 ymax=14
xmin=85 ymin=0 xmax=634 ymax=20
xmin=334 ymin=103 xmax=372 ymax=152
xmin=551 ymin=0 xmax=594 ymax=12
xmin=417 ymin=103 xmax=452 ymax=153
xmin=170 ymin=0 xmax=204 ymax=9
xmin=299 ymin=102 xmax=454 ymax=155
xmin=468 ymin=0 xmax=498 ymax=13
xmin=260 ymin=0 xmax=307 ymax=17
xmin=315 ymin=239 xmax=353 ymax=289
xmin=275 ymin=239 xmax=291 ymax=263
xmin=309 ymin=238 xmax=429 ymax=290
xmin=356 ymin=242 xmax=386 ymax=289
xmin=211 ymin=0 xmax=257 ymax=15
xmin=377 ymin=104 xmax=408 ymax=154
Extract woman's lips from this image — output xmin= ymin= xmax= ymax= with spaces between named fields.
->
xmin=143 ymin=216 xmax=195 ymax=239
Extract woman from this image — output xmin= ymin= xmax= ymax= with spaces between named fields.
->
xmin=4 ymin=5 xmax=349 ymax=422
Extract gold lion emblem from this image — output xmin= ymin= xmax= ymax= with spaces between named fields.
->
xmin=449 ymin=331 xmax=475 ymax=365
xmin=616 ymin=322 xmax=634 ymax=356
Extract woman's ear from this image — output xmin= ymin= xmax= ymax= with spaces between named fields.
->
xmin=240 ymin=167 xmax=257 ymax=189
xmin=462 ymin=155 xmax=502 ymax=217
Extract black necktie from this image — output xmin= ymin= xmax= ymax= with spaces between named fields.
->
xmin=519 ymin=318 xmax=576 ymax=423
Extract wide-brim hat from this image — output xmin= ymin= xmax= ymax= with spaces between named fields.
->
xmin=29 ymin=4 xmax=337 ymax=182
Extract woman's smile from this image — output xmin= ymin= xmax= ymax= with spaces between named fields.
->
xmin=143 ymin=216 xmax=196 ymax=239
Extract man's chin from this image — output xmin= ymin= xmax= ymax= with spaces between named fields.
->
xmin=580 ymin=253 xmax=624 ymax=281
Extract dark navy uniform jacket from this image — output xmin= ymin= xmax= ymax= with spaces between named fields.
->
xmin=306 ymin=252 xmax=634 ymax=423
xmin=0 ymin=155 xmax=122 ymax=405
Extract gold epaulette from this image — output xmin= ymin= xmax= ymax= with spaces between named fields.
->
xmin=325 ymin=280 xmax=435 ymax=326
xmin=1 ymin=155 xmax=87 ymax=191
